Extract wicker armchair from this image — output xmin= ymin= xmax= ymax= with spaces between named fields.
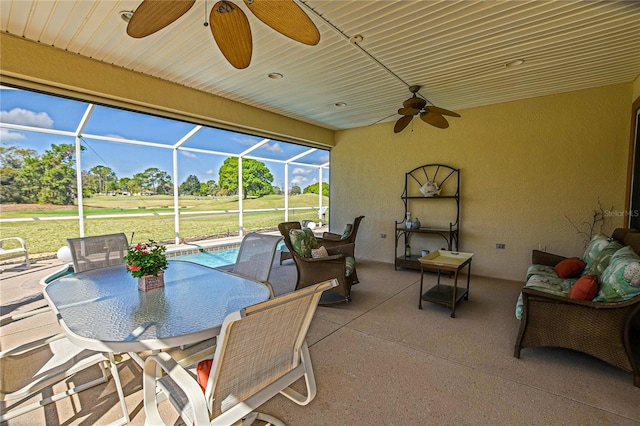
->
xmin=514 ymin=228 xmax=640 ymax=387
xmin=278 ymin=221 xmax=356 ymax=305
xmin=316 ymin=215 xmax=365 ymax=247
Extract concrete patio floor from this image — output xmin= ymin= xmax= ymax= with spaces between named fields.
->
xmin=1 ymin=255 xmax=639 ymax=425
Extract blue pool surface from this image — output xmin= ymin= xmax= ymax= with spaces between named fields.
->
xmin=171 ymin=247 xmax=240 ymax=268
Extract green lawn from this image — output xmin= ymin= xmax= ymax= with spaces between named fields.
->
xmin=1 ymin=194 xmax=328 ymax=255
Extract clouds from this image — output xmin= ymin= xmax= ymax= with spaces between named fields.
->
xmin=290 ymin=166 xmax=317 ymax=187
xmin=1 ymin=108 xmax=54 ymax=128
xmin=180 ymin=150 xmax=197 ymax=159
xmin=0 ymin=128 xmax=26 ymax=141
xmin=264 ymin=142 xmax=283 ymax=153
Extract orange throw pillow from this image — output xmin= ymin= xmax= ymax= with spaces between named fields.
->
xmin=196 ymin=358 xmax=213 ymax=392
xmin=554 ymin=257 xmax=586 ymax=278
xmin=568 ymin=274 xmax=599 ymax=300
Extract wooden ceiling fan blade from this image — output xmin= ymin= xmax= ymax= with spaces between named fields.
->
xmin=210 ymin=1 xmax=253 ymax=69
xmin=427 ymin=105 xmax=461 ymax=118
xmin=244 ymin=0 xmax=320 ymax=46
xmin=127 ymin=0 xmax=195 ymax=38
xmin=394 ymin=115 xmax=413 ymax=133
xmin=398 ymin=107 xmax=419 ymax=116
xmin=420 ymin=111 xmax=449 ymax=129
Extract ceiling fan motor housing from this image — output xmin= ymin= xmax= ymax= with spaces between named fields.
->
xmin=403 ymin=96 xmax=426 ymax=111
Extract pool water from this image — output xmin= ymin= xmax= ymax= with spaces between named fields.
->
xmin=171 ymin=247 xmax=240 ymax=268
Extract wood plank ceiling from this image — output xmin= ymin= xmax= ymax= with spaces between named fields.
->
xmin=1 ymin=0 xmax=639 ymax=130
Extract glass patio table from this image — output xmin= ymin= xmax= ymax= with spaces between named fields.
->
xmin=43 ymin=260 xmax=271 ymax=353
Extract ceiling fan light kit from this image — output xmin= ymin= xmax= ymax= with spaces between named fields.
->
xmin=126 ymin=0 xmax=320 ymax=69
xmin=394 ymin=85 xmax=461 ymax=133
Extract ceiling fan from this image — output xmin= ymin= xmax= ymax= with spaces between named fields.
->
xmin=394 ymin=85 xmax=461 ymax=133
xmin=126 ymin=0 xmax=320 ymax=69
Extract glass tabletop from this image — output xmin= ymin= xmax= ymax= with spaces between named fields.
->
xmin=43 ymin=260 xmax=271 ymax=352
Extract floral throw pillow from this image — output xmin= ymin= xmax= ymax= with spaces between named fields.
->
xmin=593 ymin=246 xmax=640 ymax=302
xmin=289 ymin=228 xmax=318 ymax=258
xmin=585 ymin=240 xmax=623 ymax=276
xmin=582 ymin=234 xmax=611 ymax=269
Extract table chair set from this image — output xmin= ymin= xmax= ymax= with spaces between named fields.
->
xmin=2 ymin=232 xmax=332 ymax=425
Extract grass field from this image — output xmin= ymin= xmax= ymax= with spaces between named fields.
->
xmin=1 ymin=194 xmax=329 ymax=255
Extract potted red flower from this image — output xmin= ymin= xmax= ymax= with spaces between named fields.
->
xmin=123 ymin=240 xmax=169 ymax=291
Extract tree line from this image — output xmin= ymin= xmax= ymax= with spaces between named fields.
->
xmin=0 ymin=143 xmax=328 ymax=205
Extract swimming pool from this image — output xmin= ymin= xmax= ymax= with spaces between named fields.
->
xmin=170 ymin=246 xmax=240 ymax=268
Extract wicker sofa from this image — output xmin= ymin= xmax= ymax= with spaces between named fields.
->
xmin=514 ymin=228 xmax=640 ymax=387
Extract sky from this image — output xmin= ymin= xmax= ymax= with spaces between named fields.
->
xmin=0 ymin=86 xmax=330 ymax=190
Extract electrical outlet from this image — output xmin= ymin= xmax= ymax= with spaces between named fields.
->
xmin=538 ymin=244 xmax=547 ymax=251
xmin=496 ymin=243 xmax=505 ymax=249
xmin=380 ymin=233 xmax=386 ymax=238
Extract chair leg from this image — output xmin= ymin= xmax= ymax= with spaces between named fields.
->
xmin=107 ymin=352 xmax=131 ymax=425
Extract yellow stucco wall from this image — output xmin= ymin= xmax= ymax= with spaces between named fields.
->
xmin=332 ymin=84 xmax=632 ymax=281
xmin=633 ymin=74 xmax=640 ymax=100
xmin=0 ymin=33 xmax=334 ymax=148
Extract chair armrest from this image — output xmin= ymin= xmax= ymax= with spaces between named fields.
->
xmin=143 ymin=352 xmax=211 ymax=425
xmin=320 ymin=232 xmax=343 ymax=242
xmin=326 ymin=243 xmax=355 ymax=257
xmin=531 ymin=250 xmax=566 ymax=267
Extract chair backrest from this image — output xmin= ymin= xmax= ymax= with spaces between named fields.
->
xmin=278 ymin=221 xmax=302 ymax=258
xmin=344 ymin=215 xmax=365 ymax=244
xmin=232 ymin=233 xmax=283 ymax=282
xmin=67 ymin=233 xmax=129 ymax=273
xmin=203 ymin=279 xmax=337 ymax=418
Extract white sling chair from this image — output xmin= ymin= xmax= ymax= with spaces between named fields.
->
xmin=0 ymin=307 xmax=128 ymax=422
xmin=143 ymin=279 xmax=337 ymax=425
xmin=217 ymin=232 xmax=283 ymax=298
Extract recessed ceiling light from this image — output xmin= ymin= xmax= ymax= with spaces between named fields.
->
xmin=505 ymin=59 xmax=525 ymax=68
xmin=268 ymin=73 xmax=283 ymax=79
xmin=334 ymin=102 xmax=347 ymax=108
xmin=120 ymin=11 xmax=133 ymax=23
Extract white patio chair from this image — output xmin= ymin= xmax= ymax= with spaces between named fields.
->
xmin=0 ymin=307 xmax=128 ymax=422
xmin=143 ymin=279 xmax=337 ymax=426
xmin=66 ymin=233 xmax=129 ymax=273
xmin=218 ymin=232 xmax=283 ymax=298
xmin=0 ymin=237 xmax=30 ymax=269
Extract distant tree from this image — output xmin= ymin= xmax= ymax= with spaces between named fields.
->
xmin=218 ymin=157 xmax=274 ymax=199
xmin=154 ymin=170 xmax=173 ymax=195
xmin=205 ymin=179 xmax=219 ymax=196
xmin=0 ymin=144 xmax=36 ymax=203
xmin=127 ymin=177 xmax=142 ymax=194
xmin=290 ymin=185 xmax=301 ymax=196
xmin=87 ymin=165 xmax=117 ymax=194
xmin=272 ymin=185 xmax=283 ymax=195
xmin=16 ymin=143 xmax=78 ymax=205
xmin=118 ymin=177 xmax=131 ymax=193
xmin=303 ymin=182 xmax=329 ymax=197
xmin=179 ymin=175 xmax=201 ymax=195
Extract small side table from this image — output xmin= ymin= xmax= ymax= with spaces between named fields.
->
xmin=418 ymin=250 xmax=474 ymax=318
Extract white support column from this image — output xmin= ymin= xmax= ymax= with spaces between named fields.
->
xmin=238 ymin=157 xmax=243 ymax=236
xmin=284 ymin=164 xmax=289 ymax=221
xmin=75 ymin=136 xmax=84 ymax=237
xmin=318 ymin=167 xmax=323 ymax=225
xmin=173 ymin=148 xmax=180 ymax=244
xmin=74 ymin=104 xmax=95 ymax=237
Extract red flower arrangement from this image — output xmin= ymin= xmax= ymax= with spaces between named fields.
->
xmin=123 ymin=240 xmax=168 ymax=278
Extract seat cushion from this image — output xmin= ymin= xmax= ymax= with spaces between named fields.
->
xmin=289 ymin=228 xmax=318 ymax=258
xmin=593 ymin=246 xmax=640 ymax=302
xmin=345 ymin=256 xmax=356 ymax=277
xmin=526 ymin=264 xmax=557 ymax=281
